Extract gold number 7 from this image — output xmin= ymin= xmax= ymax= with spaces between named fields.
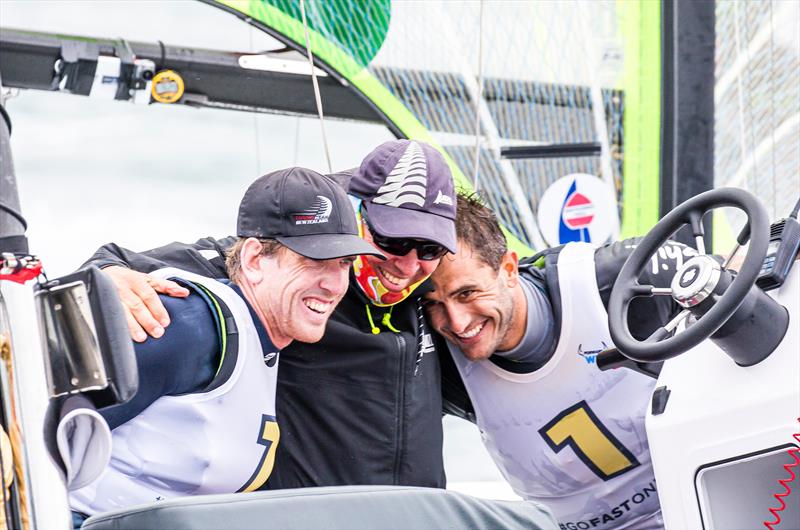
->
xmin=539 ymin=401 xmax=639 ymax=481
xmin=238 ymin=414 xmax=280 ymax=492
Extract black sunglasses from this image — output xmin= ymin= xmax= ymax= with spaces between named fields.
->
xmin=362 ymin=209 xmax=448 ymax=261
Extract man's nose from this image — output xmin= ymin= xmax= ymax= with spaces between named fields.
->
xmin=445 ymin=303 xmax=471 ymax=333
xmin=393 ymin=248 xmax=420 ymax=275
xmin=319 ymin=265 xmax=349 ymax=296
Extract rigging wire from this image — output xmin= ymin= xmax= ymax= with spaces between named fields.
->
xmin=293 ymin=116 xmax=302 ymax=166
xmin=471 ymin=0 xmax=485 ymax=193
xmin=248 ymin=25 xmax=262 ymax=175
xmin=299 ymin=0 xmax=333 ymax=174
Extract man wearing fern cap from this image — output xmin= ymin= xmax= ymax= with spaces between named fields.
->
xmin=85 ymin=140 xmax=459 ymax=489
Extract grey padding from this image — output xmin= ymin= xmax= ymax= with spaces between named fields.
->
xmin=82 ymin=486 xmax=557 ymax=530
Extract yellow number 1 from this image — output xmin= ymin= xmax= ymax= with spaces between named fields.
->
xmin=539 ymin=401 xmax=639 ymax=481
xmin=238 ymin=414 xmax=280 ymax=492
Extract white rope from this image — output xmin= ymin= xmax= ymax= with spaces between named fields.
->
xmin=248 ymin=25 xmax=262 ymax=175
xmin=299 ymin=0 xmax=333 ymax=173
xmin=471 ymin=0 xmax=485 ymax=192
xmin=292 ymin=116 xmax=302 ymax=166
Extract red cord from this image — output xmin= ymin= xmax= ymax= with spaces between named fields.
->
xmin=0 ymin=254 xmax=42 ymax=284
xmin=764 ymin=418 xmax=800 ymax=530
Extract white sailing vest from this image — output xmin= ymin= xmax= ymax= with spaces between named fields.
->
xmin=451 ymin=244 xmax=662 ymax=530
xmin=71 ymin=268 xmax=280 ymax=515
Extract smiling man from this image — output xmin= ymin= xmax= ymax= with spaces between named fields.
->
xmin=426 ymin=194 xmax=691 ymax=530
xmin=70 ymin=168 xmax=381 ymax=518
xmin=82 ymin=139 xmax=458 ymax=490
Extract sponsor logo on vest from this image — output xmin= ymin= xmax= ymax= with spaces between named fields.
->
xmin=433 ymin=189 xmax=453 ymax=206
xmin=292 ymin=196 xmax=332 ymax=225
xmin=373 ymin=142 xmax=428 ymax=207
xmin=263 ymin=351 xmax=278 ymax=367
xmin=577 ymin=341 xmax=608 ymax=364
xmin=557 ymin=479 xmax=658 ymax=530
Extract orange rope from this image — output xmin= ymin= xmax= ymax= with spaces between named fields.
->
xmin=0 ymin=334 xmax=30 ymax=530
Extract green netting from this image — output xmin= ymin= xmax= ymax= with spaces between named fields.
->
xmin=216 ymin=0 xmax=662 ymax=252
xmin=227 ymin=0 xmax=390 ymax=68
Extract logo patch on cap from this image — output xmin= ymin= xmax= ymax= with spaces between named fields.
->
xmin=292 ymin=195 xmax=332 ymax=225
xmin=373 ymin=142 xmax=427 ymax=207
xmin=433 ymin=189 xmax=453 ymax=206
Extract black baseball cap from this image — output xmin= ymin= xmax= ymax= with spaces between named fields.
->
xmin=237 ymin=167 xmax=385 ymax=260
xmin=349 ymin=140 xmax=457 ymax=253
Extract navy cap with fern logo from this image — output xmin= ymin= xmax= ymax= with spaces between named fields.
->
xmin=349 ymin=140 xmax=457 ymax=254
xmin=237 ymin=167 xmax=385 ymax=260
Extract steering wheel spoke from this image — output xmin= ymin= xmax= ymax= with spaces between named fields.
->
xmin=664 ymin=309 xmax=691 ymax=332
xmin=721 ymin=242 xmax=741 ymax=270
xmin=632 ymin=284 xmax=674 ymax=297
xmin=645 ymin=327 xmax=670 ymax=343
xmin=643 ymin=310 xmax=691 ymax=345
xmin=687 ymin=210 xmax=707 ymax=255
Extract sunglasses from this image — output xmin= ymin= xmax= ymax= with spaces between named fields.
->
xmin=361 ymin=209 xmax=448 ymax=261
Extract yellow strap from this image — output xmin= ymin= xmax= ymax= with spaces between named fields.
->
xmin=381 ymin=306 xmax=401 ymax=333
xmin=365 ymin=304 xmax=401 ymax=334
xmin=365 ymin=305 xmax=381 ymax=334
xmin=191 ymin=282 xmax=228 ymax=378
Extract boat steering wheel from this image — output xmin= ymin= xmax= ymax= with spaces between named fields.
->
xmin=608 ymin=188 xmax=770 ymax=363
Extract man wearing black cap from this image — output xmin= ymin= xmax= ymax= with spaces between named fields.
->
xmin=70 ymin=168 xmax=382 ymax=517
xmin=83 ymin=140 xmax=458 ymax=490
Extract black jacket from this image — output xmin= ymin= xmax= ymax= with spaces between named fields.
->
xmin=87 ymin=236 xmax=445 ymax=490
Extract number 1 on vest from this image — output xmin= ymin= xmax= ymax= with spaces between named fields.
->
xmin=238 ymin=414 xmax=280 ymax=492
xmin=539 ymin=401 xmax=639 ymax=481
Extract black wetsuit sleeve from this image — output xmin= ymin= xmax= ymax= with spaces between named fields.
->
xmin=595 ymin=237 xmax=695 ymax=340
xmin=100 ymin=291 xmax=220 ymax=429
xmin=83 ymin=236 xmax=235 ymax=278
xmin=437 ymin=332 xmax=476 ymax=423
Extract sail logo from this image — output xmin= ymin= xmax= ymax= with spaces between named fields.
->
xmin=537 ymin=173 xmax=617 ymax=247
xmin=562 ymin=192 xmax=595 ymax=229
xmin=373 ymin=142 xmax=427 ymax=207
xmin=578 ymin=341 xmax=608 ymax=364
xmin=559 ymin=179 xmax=595 ymax=243
xmin=292 ymin=196 xmax=332 ymax=225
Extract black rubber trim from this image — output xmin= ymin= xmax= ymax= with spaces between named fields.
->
xmin=500 ymin=142 xmax=601 ymax=160
xmin=0 ymin=103 xmax=11 ymax=135
xmin=660 ymin=0 xmax=676 ymax=218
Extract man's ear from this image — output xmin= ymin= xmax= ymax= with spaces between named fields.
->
xmin=240 ymin=238 xmax=268 ymax=284
xmin=501 ymin=250 xmax=519 ymax=288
